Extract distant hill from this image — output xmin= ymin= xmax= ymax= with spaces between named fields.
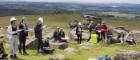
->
xmin=0 ymin=2 xmax=140 ymax=16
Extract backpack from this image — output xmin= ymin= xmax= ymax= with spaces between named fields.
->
xmin=43 ymin=47 xmax=54 ymax=54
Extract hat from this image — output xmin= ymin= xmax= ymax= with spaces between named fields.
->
xmin=97 ymin=24 xmax=100 ymax=26
xmin=10 ymin=17 xmax=16 ymax=22
xmin=57 ymin=27 xmax=60 ymax=29
xmin=38 ymin=17 xmax=43 ymax=23
xmin=78 ymin=22 xmax=82 ymax=26
xmin=60 ymin=28 xmax=63 ymax=30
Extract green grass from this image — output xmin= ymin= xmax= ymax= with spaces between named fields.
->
xmin=100 ymin=12 xmax=137 ymax=18
xmin=4 ymin=41 xmax=140 ymax=60
xmin=0 ymin=13 xmax=140 ymax=60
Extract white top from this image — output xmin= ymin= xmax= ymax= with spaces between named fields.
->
xmin=7 ymin=25 xmax=20 ymax=39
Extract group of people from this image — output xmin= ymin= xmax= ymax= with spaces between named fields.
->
xmin=75 ymin=21 xmax=112 ymax=44
xmin=75 ymin=20 xmax=137 ymax=45
xmin=0 ymin=16 xmax=67 ymax=59
xmin=7 ymin=17 xmax=29 ymax=59
xmin=5 ymin=17 xmax=46 ymax=59
xmin=0 ymin=16 xmax=136 ymax=59
xmin=53 ymin=27 xmax=66 ymax=42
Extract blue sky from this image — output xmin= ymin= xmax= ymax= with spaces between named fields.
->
xmin=2 ymin=0 xmax=140 ymax=4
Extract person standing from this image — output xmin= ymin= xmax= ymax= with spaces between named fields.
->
xmin=34 ymin=17 xmax=43 ymax=53
xmin=18 ymin=17 xmax=28 ymax=55
xmin=7 ymin=17 xmax=20 ymax=59
xmin=76 ymin=22 xmax=83 ymax=44
xmin=87 ymin=21 xmax=96 ymax=42
xmin=88 ymin=21 xmax=96 ymax=34
xmin=101 ymin=23 xmax=108 ymax=40
xmin=106 ymin=29 xmax=113 ymax=44
xmin=95 ymin=24 xmax=102 ymax=42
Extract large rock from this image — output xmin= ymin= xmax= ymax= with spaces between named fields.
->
xmin=55 ymin=54 xmax=65 ymax=60
xmin=64 ymin=47 xmax=76 ymax=54
xmin=69 ymin=28 xmax=90 ymax=40
xmin=49 ymin=54 xmax=65 ymax=60
xmin=88 ymin=58 xmax=97 ymax=60
xmin=78 ymin=42 xmax=93 ymax=50
xmin=26 ymin=37 xmax=38 ymax=49
xmin=114 ymin=51 xmax=140 ymax=60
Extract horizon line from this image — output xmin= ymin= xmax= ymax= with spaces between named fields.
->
xmin=0 ymin=1 xmax=140 ymax=4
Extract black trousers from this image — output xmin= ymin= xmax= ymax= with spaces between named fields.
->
xmin=101 ymin=32 xmax=106 ymax=40
xmin=37 ymin=37 xmax=43 ymax=52
xmin=77 ymin=34 xmax=82 ymax=44
xmin=96 ymin=32 xmax=101 ymax=42
xmin=19 ymin=36 xmax=27 ymax=53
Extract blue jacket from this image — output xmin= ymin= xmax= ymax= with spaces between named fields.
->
xmin=34 ymin=23 xmax=42 ymax=39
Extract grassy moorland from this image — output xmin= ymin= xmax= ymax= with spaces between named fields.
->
xmin=0 ymin=13 xmax=140 ymax=60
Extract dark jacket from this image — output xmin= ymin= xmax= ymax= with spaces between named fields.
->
xmin=53 ymin=30 xmax=59 ymax=40
xmin=59 ymin=31 xmax=65 ymax=38
xmin=19 ymin=23 xmax=28 ymax=37
xmin=76 ymin=26 xmax=82 ymax=35
xmin=89 ymin=24 xmax=96 ymax=32
xmin=34 ymin=23 xmax=42 ymax=39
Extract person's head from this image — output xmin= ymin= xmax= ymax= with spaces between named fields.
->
xmin=21 ymin=17 xmax=26 ymax=23
xmin=60 ymin=28 xmax=63 ymax=31
xmin=56 ymin=27 xmax=60 ymax=31
xmin=90 ymin=21 xmax=94 ymax=24
xmin=37 ymin=17 xmax=43 ymax=24
xmin=78 ymin=22 xmax=82 ymax=27
xmin=10 ymin=17 xmax=17 ymax=26
xmin=97 ymin=23 xmax=101 ymax=26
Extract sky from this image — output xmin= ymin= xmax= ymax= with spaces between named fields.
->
xmin=1 ymin=0 xmax=140 ymax=4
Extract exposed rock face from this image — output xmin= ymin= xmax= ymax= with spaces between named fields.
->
xmin=114 ymin=51 xmax=140 ymax=60
xmin=26 ymin=37 xmax=37 ymax=49
xmin=49 ymin=54 xmax=65 ymax=60
xmin=69 ymin=20 xmax=78 ymax=29
xmin=55 ymin=54 xmax=65 ymax=60
xmin=64 ymin=47 xmax=76 ymax=54
xmin=78 ymin=42 xmax=93 ymax=50
xmin=69 ymin=28 xmax=90 ymax=40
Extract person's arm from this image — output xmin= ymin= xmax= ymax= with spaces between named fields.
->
xmin=25 ymin=24 xmax=28 ymax=30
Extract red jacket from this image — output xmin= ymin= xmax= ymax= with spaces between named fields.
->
xmin=101 ymin=25 xmax=108 ymax=32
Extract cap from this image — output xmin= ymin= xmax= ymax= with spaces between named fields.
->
xmin=38 ymin=17 xmax=43 ymax=23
